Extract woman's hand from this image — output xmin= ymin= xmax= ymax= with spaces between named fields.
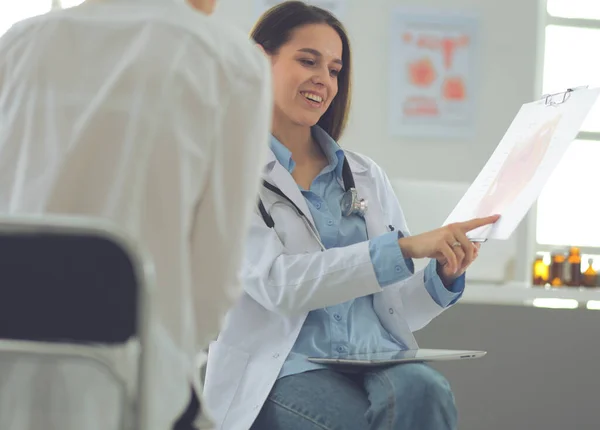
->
xmin=436 ymin=241 xmax=480 ymax=286
xmin=398 ymin=215 xmax=500 ymax=277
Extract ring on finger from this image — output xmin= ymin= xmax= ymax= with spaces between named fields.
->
xmin=451 ymin=242 xmax=462 ymax=248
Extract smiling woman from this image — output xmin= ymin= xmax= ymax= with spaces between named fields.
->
xmin=251 ymin=2 xmax=352 ymax=142
xmin=202 ymin=2 xmax=499 ymax=430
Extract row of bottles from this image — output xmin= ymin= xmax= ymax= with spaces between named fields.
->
xmin=532 ymin=247 xmax=599 ymax=288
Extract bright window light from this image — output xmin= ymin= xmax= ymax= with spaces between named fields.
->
xmin=543 ymin=25 xmax=600 ymax=133
xmin=532 ymin=298 xmax=579 ymax=309
xmin=60 ymin=0 xmax=86 ymax=8
xmin=547 ymin=0 xmax=600 ymax=21
xmin=536 ymin=140 xmax=600 ymax=247
xmin=537 ymin=22 xmax=600 ymax=248
xmin=0 ymin=1 xmax=51 ymax=36
xmin=586 ymin=300 xmax=600 ymax=310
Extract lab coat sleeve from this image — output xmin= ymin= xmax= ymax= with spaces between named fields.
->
xmin=242 ymin=214 xmax=386 ymax=317
xmin=373 ymin=166 xmax=450 ymax=332
xmin=190 ymin=51 xmax=272 ymax=350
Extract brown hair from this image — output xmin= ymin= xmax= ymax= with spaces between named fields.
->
xmin=251 ymin=1 xmax=352 ymax=142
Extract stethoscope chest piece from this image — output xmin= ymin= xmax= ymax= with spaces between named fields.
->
xmin=259 ymin=155 xmax=368 ymax=230
xmin=341 ymin=188 xmax=368 ymax=218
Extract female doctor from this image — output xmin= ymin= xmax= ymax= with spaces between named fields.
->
xmin=203 ymin=2 xmax=499 ymax=429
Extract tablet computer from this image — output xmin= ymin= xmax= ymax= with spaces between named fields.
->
xmin=308 ymin=349 xmax=486 ymax=367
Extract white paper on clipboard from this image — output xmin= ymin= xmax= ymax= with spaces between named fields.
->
xmin=443 ymin=86 xmax=600 ymax=241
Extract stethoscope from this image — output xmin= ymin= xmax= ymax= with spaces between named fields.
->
xmin=257 ymin=157 xmax=368 ymax=251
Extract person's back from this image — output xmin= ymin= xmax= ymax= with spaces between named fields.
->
xmin=0 ymin=1 xmax=272 ymax=428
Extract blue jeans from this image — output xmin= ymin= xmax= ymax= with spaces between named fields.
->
xmin=251 ymin=363 xmax=457 ymax=430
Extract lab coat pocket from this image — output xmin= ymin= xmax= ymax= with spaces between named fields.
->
xmin=203 ymin=341 xmax=250 ymax=426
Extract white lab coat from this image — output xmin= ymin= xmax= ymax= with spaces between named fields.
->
xmin=0 ymin=1 xmax=271 ymax=429
xmin=203 ymin=149 xmax=450 ymax=430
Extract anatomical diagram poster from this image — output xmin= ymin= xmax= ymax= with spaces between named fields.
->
xmin=389 ymin=8 xmax=479 ymax=139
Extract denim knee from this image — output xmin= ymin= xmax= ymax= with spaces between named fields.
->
xmin=395 ymin=363 xmax=455 ymax=405
xmin=364 ymin=363 xmax=457 ymax=430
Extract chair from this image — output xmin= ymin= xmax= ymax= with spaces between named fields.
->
xmin=0 ymin=215 xmax=154 ymax=430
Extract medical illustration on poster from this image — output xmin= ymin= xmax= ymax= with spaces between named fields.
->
xmin=389 ymin=9 xmax=479 ymax=139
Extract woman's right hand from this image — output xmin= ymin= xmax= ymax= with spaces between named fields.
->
xmin=398 ymin=215 xmax=500 ymax=273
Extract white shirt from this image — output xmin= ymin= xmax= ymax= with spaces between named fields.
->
xmin=0 ymin=0 xmax=272 ymax=428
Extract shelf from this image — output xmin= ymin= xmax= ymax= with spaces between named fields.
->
xmin=462 ymin=281 xmax=600 ymax=309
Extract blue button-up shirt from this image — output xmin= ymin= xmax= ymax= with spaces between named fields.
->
xmin=273 ymin=126 xmax=465 ymax=379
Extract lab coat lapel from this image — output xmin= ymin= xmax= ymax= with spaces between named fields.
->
xmin=348 ymin=160 xmax=420 ymax=350
xmin=350 ymin=166 xmax=386 ymax=239
xmin=263 ymin=151 xmax=316 ymax=229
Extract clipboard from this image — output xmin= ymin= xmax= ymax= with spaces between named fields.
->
xmin=442 ymin=85 xmax=600 ymax=242
xmin=542 ymin=85 xmax=588 ymax=107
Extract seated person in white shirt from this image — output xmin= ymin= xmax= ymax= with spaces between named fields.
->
xmin=0 ymin=0 xmax=271 ymax=429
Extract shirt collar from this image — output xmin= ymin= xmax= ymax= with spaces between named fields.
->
xmin=313 ymin=126 xmax=345 ymax=179
xmin=269 ymin=126 xmax=345 ymax=179
xmin=269 ymin=135 xmax=295 ymax=173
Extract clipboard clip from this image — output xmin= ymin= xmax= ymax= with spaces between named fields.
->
xmin=542 ymin=85 xmax=588 ymax=107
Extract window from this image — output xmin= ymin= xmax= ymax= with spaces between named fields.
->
xmin=0 ymin=1 xmax=85 ymax=37
xmin=59 ymin=0 xmax=85 ymax=8
xmin=0 ymin=0 xmax=52 ymax=36
xmin=536 ymin=2 xmax=600 ymax=252
xmin=547 ymin=0 xmax=600 ymax=21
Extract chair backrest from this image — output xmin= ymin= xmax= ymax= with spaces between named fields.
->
xmin=0 ymin=215 xmax=154 ymax=430
xmin=0 ymin=230 xmax=137 ymax=343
